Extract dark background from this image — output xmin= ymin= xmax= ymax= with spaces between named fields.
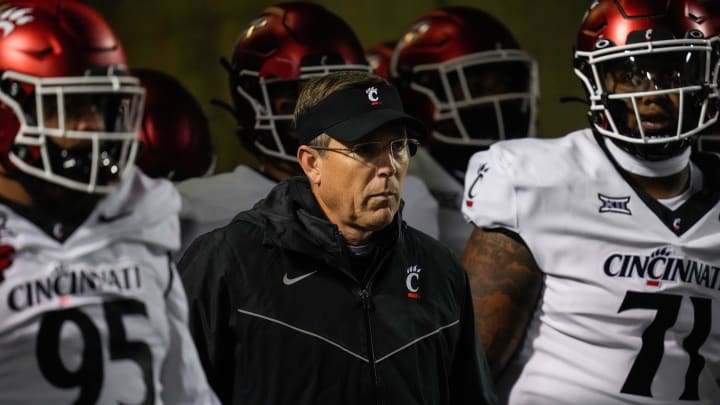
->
xmin=88 ymin=0 xmax=591 ymax=173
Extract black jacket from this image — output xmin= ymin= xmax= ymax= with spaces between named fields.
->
xmin=178 ymin=176 xmax=496 ymax=405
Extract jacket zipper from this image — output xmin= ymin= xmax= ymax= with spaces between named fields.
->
xmin=359 ymin=288 xmax=380 ymax=404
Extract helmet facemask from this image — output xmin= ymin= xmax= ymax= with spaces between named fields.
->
xmin=402 ymin=49 xmax=538 ymax=147
xmin=234 ymin=62 xmax=372 ymax=163
xmin=575 ymin=35 xmax=720 ymax=160
xmin=0 ymin=68 xmax=145 ymax=193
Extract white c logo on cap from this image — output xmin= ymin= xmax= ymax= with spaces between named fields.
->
xmin=366 ymin=86 xmax=379 ymax=102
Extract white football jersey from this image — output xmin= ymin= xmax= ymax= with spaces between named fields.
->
xmin=175 ymin=165 xmax=276 ymax=257
xmin=463 ymin=129 xmax=720 ymax=405
xmin=402 ymin=174 xmax=440 ymax=239
xmin=176 ymin=165 xmax=440 ymax=257
xmin=409 ymin=147 xmax=473 ymax=256
xmin=0 ymin=169 xmax=218 ymax=404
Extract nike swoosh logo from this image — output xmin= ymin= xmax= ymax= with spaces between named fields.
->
xmin=282 ymin=271 xmax=317 ymax=286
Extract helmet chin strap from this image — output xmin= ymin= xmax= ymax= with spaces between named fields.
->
xmin=604 ymin=137 xmax=690 ymax=177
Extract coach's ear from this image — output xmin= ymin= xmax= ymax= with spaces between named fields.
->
xmin=297 ymin=145 xmax=322 ymax=185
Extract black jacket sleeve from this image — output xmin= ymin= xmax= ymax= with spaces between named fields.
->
xmin=449 ymin=272 xmax=498 ymax=405
xmin=177 ymin=232 xmax=237 ymax=404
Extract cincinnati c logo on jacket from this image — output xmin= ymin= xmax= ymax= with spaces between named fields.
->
xmin=405 ymin=265 xmax=422 ymax=299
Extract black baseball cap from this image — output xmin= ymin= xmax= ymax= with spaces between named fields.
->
xmin=296 ymin=82 xmax=425 ymax=145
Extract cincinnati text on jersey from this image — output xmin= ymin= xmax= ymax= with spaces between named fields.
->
xmin=603 ymin=248 xmax=720 ymax=291
xmin=6 ymin=263 xmax=143 ymax=311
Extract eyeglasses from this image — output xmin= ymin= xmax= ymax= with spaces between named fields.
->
xmin=311 ymin=138 xmax=420 ymax=162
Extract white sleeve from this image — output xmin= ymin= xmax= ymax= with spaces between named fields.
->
xmin=461 ymin=147 xmax=519 ymax=232
xmin=160 ymin=260 xmax=220 ymax=405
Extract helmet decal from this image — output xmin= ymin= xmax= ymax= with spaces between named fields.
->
xmin=0 ymin=6 xmax=33 ymax=37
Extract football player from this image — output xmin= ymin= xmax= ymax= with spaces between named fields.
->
xmin=462 ymin=0 xmax=720 ymax=403
xmin=0 ymin=1 xmax=218 ymax=403
xmin=175 ymin=2 xmax=439 ymax=256
xmin=132 ymin=68 xmax=216 ymax=257
xmin=134 ymin=68 xmax=215 ymax=181
xmin=391 ymin=6 xmax=538 ymax=256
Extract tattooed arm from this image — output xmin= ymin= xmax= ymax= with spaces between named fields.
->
xmin=461 ymin=226 xmax=542 ymax=380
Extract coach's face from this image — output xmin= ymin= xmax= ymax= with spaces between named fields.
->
xmin=299 ymin=122 xmax=410 ymax=244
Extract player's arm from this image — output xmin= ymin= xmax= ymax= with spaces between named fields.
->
xmin=160 ymin=255 xmax=221 ymax=404
xmin=462 ymin=226 xmax=542 ymax=380
xmin=449 ymin=271 xmax=498 ymax=405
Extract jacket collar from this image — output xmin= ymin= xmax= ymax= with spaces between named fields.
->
xmin=251 ymin=176 xmax=402 ymax=272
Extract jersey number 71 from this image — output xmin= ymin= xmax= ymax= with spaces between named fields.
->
xmin=618 ymin=291 xmax=711 ymax=401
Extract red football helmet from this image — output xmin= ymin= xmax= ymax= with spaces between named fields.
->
xmin=574 ymin=0 xmax=720 ymax=159
xmin=226 ymin=2 xmax=370 ymax=163
xmin=0 ymin=0 xmax=145 ymax=193
xmin=391 ymin=7 xmax=538 ymax=148
xmin=366 ymin=41 xmax=395 ymax=79
xmin=134 ymin=68 xmax=214 ymax=181
xmin=390 ymin=6 xmax=538 ymax=181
